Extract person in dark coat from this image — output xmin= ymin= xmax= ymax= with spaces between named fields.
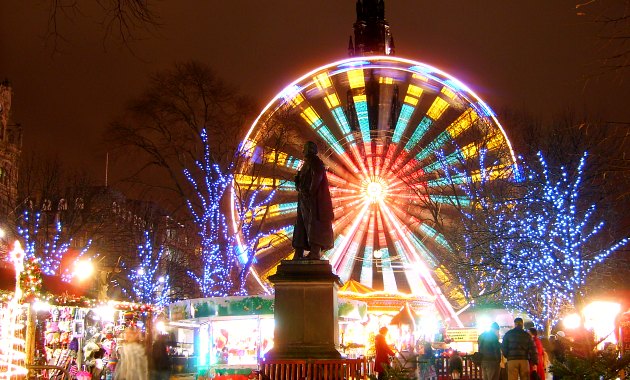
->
xmin=478 ymin=322 xmax=502 ymax=380
xmin=449 ymin=350 xmax=464 ymax=379
xmin=374 ymin=326 xmax=395 ymax=380
xmin=550 ymin=331 xmax=567 ymax=380
xmin=151 ymin=334 xmax=171 ymax=380
xmin=501 ymin=318 xmax=537 ymax=380
xmin=292 ymin=141 xmax=334 ymax=260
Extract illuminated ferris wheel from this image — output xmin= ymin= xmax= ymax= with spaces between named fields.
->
xmin=231 ymin=56 xmax=516 ymax=319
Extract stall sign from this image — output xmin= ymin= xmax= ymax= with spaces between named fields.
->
xmin=446 ymin=328 xmax=479 ymax=342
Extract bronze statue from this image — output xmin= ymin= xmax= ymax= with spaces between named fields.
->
xmin=292 ymin=141 xmax=334 ymax=260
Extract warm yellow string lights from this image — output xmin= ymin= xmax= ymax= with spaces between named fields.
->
xmin=0 ymin=240 xmax=29 ymax=378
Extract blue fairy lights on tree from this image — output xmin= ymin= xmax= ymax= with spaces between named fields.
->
xmin=499 ymin=152 xmax=628 ymax=332
xmin=17 ymin=209 xmax=92 ymax=281
xmin=185 ymin=129 xmax=277 ymax=297
xmin=119 ymin=230 xmax=171 ymax=307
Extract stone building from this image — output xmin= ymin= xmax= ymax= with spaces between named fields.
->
xmin=0 ymin=80 xmax=22 ymax=227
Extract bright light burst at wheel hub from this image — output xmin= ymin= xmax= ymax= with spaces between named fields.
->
xmin=231 ymin=56 xmax=516 ymax=324
xmin=363 ymin=177 xmax=388 ymax=203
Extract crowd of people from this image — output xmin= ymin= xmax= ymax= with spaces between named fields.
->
xmin=476 ymin=317 xmax=568 ymax=380
xmin=373 ymin=317 xmax=569 ymax=380
xmin=473 ymin=317 xmax=571 ymax=380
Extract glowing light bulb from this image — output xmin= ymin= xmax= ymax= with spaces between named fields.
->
xmin=74 ymin=260 xmax=94 ymax=281
xmin=563 ymin=313 xmax=581 ymax=329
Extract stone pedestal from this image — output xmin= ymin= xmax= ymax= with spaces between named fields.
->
xmin=266 ymin=260 xmax=343 ymax=359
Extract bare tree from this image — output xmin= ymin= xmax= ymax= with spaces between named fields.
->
xmin=106 ymin=60 xmax=257 ymax=217
xmin=45 ymin=0 xmax=160 ymax=53
xmin=576 ymin=0 xmax=630 ymax=73
xmin=502 ymin=109 xmax=630 ymax=236
xmin=106 ymin=61 xmax=298 ymax=295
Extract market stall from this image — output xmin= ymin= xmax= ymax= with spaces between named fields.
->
xmin=32 ymin=300 xmax=156 ymax=379
xmin=0 ymin=241 xmax=159 ymax=379
xmin=167 ymin=295 xmax=367 ymax=378
xmin=338 ymin=280 xmax=441 ymax=348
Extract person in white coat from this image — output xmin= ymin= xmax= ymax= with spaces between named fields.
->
xmin=115 ymin=327 xmax=148 ymax=380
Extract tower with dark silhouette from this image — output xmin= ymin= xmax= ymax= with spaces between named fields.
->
xmin=348 ymin=0 xmax=395 ymax=56
xmin=347 ymin=0 xmax=399 ymax=134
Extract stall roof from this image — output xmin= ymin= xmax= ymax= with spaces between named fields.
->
xmin=389 ymin=302 xmax=418 ymax=326
xmin=337 ymin=286 xmax=435 ymax=315
xmin=339 ymin=280 xmax=375 ymax=294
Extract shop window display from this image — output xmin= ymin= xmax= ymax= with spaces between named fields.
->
xmin=36 ymin=304 xmax=151 ymax=380
xmin=209 ymin=318 xmax=274 ymax=365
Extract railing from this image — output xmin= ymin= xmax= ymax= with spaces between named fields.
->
xmin=26 ymin=364 xmax=71 ymax=380
xmin=434 ymin=355 xmax=482 ymax=380
xmin=258 ymin=358 xmax=369 ymax=380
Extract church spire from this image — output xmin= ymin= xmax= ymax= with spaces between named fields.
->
xmin=348 ymin=0 xmax=394 ymax=56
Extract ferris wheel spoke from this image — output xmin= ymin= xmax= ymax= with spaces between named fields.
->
xmin=284 ymin=89 xmax=364 ymax=177
xmin=386 ymin=202 xmax=446 ymax=261
xmin=346 ymin=69 xmax=371 ymax=146
xmin=357 ymin=208 xmax=377 ymax=288
xmin=378 ymin=200 xmax=460 ymax=321
xmin=248 ymin=202 xmax=297 ymax=222
xmin=373 ymin=207 xmax=398 ymax=292
xmin=403 ymin=117 xmax=433 ymax=153
xmin=332 ymin=195 xmax=366 ymax=233
xmin=299 ymin=106 xmax=359 ymax=170
xmin=312 ymin=72 xmax=363 ymax=157
xmin=325 ymin=160 xmax=365 ymax=188
xmin=423 ymin=162 xmax=513 ymax=190
xmin=416 ymin=108 xmax=479 ymax=162
xmin=391 ymin=83 xmax=424 ymax=143
xmin=335 ymin=208 xmax=373 ymax=283
xmin=327 ymin=202 xmax=370 ymax=271
xmin=327 ymin=169 xmax=363 ymax=191
xmin=388 ymin=91 xmax=452 ymax=172
xmin=250 ymin=145 xmax=303 ymax=172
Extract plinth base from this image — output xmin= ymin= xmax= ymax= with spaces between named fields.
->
xmin=267 ymin=260 xmax=343 ymax=360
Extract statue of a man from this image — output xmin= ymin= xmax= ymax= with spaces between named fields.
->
xmin=292 ymin=141 xmax=334 ymax=260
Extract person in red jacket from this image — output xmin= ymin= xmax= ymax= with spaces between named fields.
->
xmin=527 ymin=328 xmax=545 ymax=380
xmin=374 ymin=327 xmax=395 ymax=380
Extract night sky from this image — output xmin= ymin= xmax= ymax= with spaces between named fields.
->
xmin=1 ymin=1 xmax=628 ymax=184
